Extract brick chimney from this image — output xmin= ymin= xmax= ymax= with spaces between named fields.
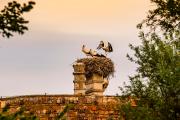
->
xmin=85 ymin=74 xmax=104 ymax=96
xmin=73 ymin=62 xmax=106 ymax=96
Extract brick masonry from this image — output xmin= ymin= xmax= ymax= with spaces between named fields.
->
xmin=0 ymin=95 xmax=122 ymax=120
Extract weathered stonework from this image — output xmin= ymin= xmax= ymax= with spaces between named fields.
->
xmin=73 ymin=62 xmax=109 ymax=96
xmin=85 ymin=74 xmax=104 ymax=96
xmin=73 ymin=63 xmax=86 ymax=95
xmin=0 ymin=95 xmax=121 ymax=120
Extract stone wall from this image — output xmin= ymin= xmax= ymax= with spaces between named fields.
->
xmin=0 ymin=95 xmax=121 ymax=120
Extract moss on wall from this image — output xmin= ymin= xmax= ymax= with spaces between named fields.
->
xmin=0 ymin=95 xmax=121 ymax=120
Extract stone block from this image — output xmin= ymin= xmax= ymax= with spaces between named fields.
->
xmin=73 ymin=62 xmax=85 ymax=73
xmin=0 ymin=100 xmax=6 ymax=108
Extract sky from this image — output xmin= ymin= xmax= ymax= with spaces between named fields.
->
xmin=0 ymin=0 xmax=151 ymax=97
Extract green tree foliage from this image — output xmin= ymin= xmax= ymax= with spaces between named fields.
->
xmin=55 ymin=104 xmax=75 ymax=120
xmin=119 ymin=0 xmax=180 ymax=120
xmin=120 ymin=32 xmax=180 ymax=120
xmin=0 ymin=1 xmax=35 ymax=38
xmin=137 ymin=0 xmax=180 ymax=32
xmin=0 ymin=105 xmax=38 ymax=120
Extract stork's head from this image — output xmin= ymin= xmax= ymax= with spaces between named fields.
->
xmin=82 ymin=45 xmax=85 ymax=48
xmin=97 ymin=41 xmax=104 ymax=49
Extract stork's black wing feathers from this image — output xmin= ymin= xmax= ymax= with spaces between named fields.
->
xmin=108 ymin=42 xmax=113 ymax=52
xmin=97 ymin=41 xmax=104 ymax=49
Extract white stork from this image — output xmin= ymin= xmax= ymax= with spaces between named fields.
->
xmin=82 ymin=45 xmax=91 ymax=57
xmin=90 ymin=49 xmax=106 ymax=58
xmin=97 ymin=40 xmax=113 ymax=56
xmin=82 ymin=45 xmax=106 ymax=58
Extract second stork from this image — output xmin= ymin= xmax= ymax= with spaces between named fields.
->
xmin=97 ymin=40 xmax=113 ymax=56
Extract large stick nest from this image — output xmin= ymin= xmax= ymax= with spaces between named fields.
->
xmin=76 ymin=57 xmax=115 ymax=78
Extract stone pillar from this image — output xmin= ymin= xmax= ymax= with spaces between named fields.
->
xmin=85 ymin=74 xmax=104 ymax=96
xmin=73 ymin=62 xmax=86 ymax=95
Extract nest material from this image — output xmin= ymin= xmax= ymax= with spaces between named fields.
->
xmin=76 ymin=57 xmax=115 ymax=78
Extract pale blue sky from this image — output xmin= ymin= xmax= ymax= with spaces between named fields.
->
xmin=0 ymin=0 xmax=151 ymax=97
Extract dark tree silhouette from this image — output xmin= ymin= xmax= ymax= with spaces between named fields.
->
xmin=137 ymin=0 xmax=180 ymax=32
xmin=0 ymin=1 xmax=35 ymax=38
